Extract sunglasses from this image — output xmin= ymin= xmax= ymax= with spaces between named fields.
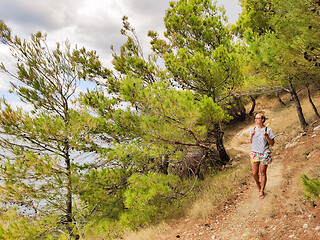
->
xmin=255 ymin=117 xmax=263 ymax=119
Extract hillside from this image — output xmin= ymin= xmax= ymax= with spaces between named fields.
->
xmin=122 ymin=91 xmax=320 ymax=240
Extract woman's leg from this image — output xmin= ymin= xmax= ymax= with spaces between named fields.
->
xmin=251 ymin=163 xmax=261 ymax=191
xmin=259 ymin=164 xmax=268 ymax=198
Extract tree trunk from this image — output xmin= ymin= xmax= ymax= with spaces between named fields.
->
xmin=306 ymin=84 xmax=320 ymax=118
xmin=157 ymin=155 xmax=169 ymax=174
xmin=288 ymin=79 xmax=308 ymax=130
xmin=194 ymin=151 xmax=208 ymax=179
xmin=64 ymin=140 xmax=75 ymax=238
xmin=214 ymin=124 xmax=229 ymax=165
xmin=235 ymin=95 xmax=246 ymax=121
xmin=63 ymin=138 xmax=79 ymax=239
xmin=249 ymin=96 xmax=256 ymax=115
xmin=275 ymin=92 xmax=286 ymax=106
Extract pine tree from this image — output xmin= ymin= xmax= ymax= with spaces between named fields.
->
xmin=149 ymin=0 xmax=244 ymax=164
xmin=236 ymin=0 xmax=320 ymax=130
xmin=0 ymin=20 xmax=109 ymax=238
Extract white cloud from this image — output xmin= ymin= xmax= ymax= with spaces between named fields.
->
xmin=0 ymin=45 xmax=13 ymax=66
xmin=218 ymin=0 xmax=242 ymax=24
xmin=8 ymin=100 xmax=33 ymax=112
xmin=0 ymin=45 xmax=15 ymax=91
xmin=0 ymin=0 xmax=77 ymax=31
xmin=0 ymin=76 xmax=11 ymax=91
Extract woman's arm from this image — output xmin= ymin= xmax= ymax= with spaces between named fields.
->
xmin=250 ymin=130 xmax=255 ymax=143
xmin=263 ymin=131 xmax=275 ymax=146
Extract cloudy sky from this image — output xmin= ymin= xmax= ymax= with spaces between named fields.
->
xmin=0 ymin=0 xmax=242 ymax=108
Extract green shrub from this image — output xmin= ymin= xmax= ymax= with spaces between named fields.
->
xmin=76 ymin=168 xmax=129 ymax=220
xmin=82 ymin=219 xmax=125 ymax=240
xmin=302 ymin=174 xmax=320 ymax=200
xmin=120 ymin=172 xmax=183 ymax=229
xmin=0 ymin=208 xmax=59 ymax=240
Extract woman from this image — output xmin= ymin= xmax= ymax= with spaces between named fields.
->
xmin=250 ymin=113 xmax=275 ymax=199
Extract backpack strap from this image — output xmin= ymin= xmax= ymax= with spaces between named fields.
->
xmin=265 ymin=127 xmax=269 ymax=146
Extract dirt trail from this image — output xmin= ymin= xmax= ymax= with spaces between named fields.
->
xmin=157 ymin=125 xmax=320 ymax=240
xmin=198 ymin=126 xmax=284 ymax=239
xmin=208 ymin=141 xmax=285 ymax=239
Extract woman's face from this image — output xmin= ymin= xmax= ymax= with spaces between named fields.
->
xmin=255 ymin=114 xmax=263 ymax=124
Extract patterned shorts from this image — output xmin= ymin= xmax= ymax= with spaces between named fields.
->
xmin=250 ymin=151 xmax=272 ymax=165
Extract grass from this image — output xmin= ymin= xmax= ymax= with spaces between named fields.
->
xmin=120 ymin=223 xmax=171 ymax=240
xmin=186 ymin=155 xmax=251 ymax=219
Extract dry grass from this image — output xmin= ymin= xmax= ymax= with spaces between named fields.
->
xmin=120 ymin=223 xmax=171 ymax=240
xmin=225 ymin=125 xmax=252 ymax=148
xmin=187 ymin=149 xmax=251 ymax=219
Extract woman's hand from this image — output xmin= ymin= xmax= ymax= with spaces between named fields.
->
xmin=263 ymin=131 xmax=275 ymax=146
